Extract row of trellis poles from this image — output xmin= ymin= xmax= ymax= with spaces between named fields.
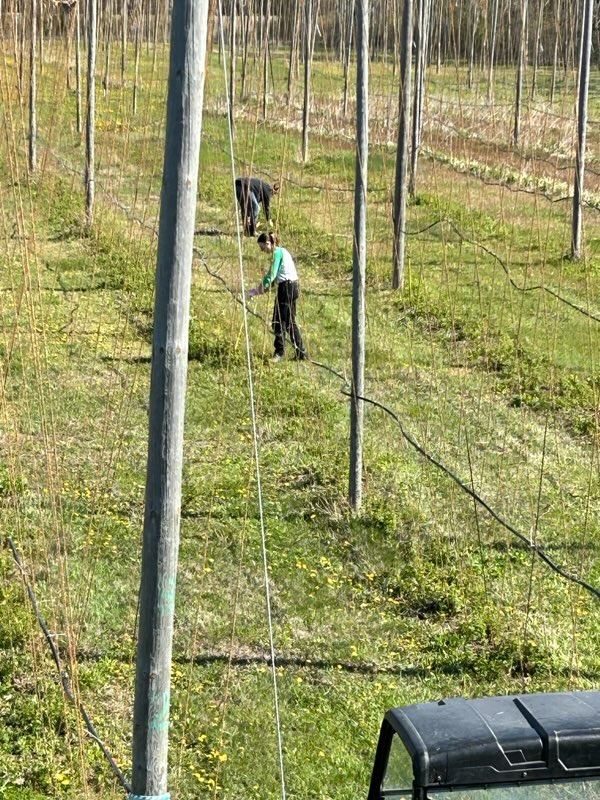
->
xmin=215 ymin=0 xmax=595 ymax=271
xmin=13 ymin=0 xmax=600 ymax=521
xmin=13 ymin=0 xmax=600 ymax=260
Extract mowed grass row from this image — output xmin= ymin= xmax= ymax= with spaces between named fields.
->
xmin=0 ymin=47 xmax=599 ymax=799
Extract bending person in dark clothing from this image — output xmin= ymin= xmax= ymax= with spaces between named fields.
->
xmin=234 ymin=177 xmax=279 ymax=236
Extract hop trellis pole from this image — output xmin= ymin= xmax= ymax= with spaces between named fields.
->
xmin=130 ymin=0 xmax=210 ymax=794
xmin=349 ymin=0 xmax=369 ymax=512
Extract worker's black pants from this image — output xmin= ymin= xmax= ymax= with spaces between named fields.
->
xmin=272 ymin=281 xmax=305 ymax=358
xmin=236 ymin=189 xmax=260 ymax=236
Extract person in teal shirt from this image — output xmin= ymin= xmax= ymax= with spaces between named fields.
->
xmin=246 ymin=232 xmax=307 ymax=362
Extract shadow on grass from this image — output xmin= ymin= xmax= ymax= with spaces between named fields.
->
xmin=74 ymin=648 xmax=600 ymax=681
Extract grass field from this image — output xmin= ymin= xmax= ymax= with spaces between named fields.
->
xmin=0 ymin=41 xmax=599 ymax=800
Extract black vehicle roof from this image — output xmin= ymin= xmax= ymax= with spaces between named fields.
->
xmin=385 ymin=691 xmax=600 ymax=788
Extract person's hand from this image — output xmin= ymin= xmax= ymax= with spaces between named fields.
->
xmin=268 ymin=219 xmax=274 ymax=229
xmin=246 ymin=287 xmax=259 ymax=300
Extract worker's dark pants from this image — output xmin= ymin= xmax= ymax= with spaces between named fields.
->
xmin=272 ymin=281 xmax=305 ymax=358
xmin=237 ymin=189 xmax=260 ymax=235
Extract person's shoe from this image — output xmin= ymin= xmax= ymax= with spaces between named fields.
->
xmin=294 ymin=351 xmax=308 ymax=361
xmin=272 ymin=354 xmax=284 ymax=363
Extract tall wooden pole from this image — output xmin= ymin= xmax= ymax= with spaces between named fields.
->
xmin=342 ymin=2 xmax=354 ymax=117
xmin=302 ymin=0 xmax=313 ymax=162
xmin=286 ymin=0 xmax=300 ymax=104
xmin=392 ymin=0 xmax=413 ymax=289
xmin=130 ymin=0 xmax=209 ymax=794
xmin=486 ymin=0 xmax=499 ymax=104
xmin=85 ymin=0 xmax=97 ymax=223
xmin=28 ymin=0 xmax=37 ymax=172
xmin=571 ymin=0 xmax=594 ymax=260
xmin=409 ymin=0 xmax=430 ymax=197
xmin=349 ymin=0 xmax=368 ymax=512
xmin=121 ymin=0 xmax=128 ymax=83
xmin=76 ymin=0 xmax=82 ymax=134
xmin=228 ymin=0 xmax=236 ymax=131
xmin=512 ymin=0 xmax=528 ymax=146
xmin=262 ymin=0 xmax=271 ymax=119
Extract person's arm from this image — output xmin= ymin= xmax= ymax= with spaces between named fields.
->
xmin=247 ymin=249 xmax=282 ymax=298
xmin=261 ymin=247 xmax=282 ymax=290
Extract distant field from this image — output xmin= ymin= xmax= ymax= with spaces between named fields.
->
xmin=0 ymin=38 xmax=599 ymax=800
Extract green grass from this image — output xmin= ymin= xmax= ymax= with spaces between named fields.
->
xmin=0 ymin=39 xmax=599 ymax=800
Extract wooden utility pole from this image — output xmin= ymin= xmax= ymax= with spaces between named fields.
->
xmin=76 ymin=0 xmax=82 ymax=134
xmin=262 ymin=0 xmax=271 ymax=119
xmin=130 ymin=0 xmax=209 ymax=794
xmin=486 ymin=0 xmax=499 ymax=104
xmin=571 ymin=0 xmax=594 ymax=260
xmin=85 ymin=0 xmax=97 ymax=223
xmin=392 ymin=0 xmax=413 ymax=289
xmin=409 ymin=0 xmax=431 ymax=197
xmin=302 ymin=0 xmax=313 ymax=162
xmin=512 ymin=0 xmax=528 ymax=146
xmin=349 ymin=0 xmax=369 ymax=512
xmin=228 ymin=0 xmax=236 ymax=131
xmin=28 ymin=0 xmax=37 ymax=172
xmin=287 ymin=0 xmax=300 ymax=105
xmin=121 ymin=0 xmax=128 ymax=83
xmin=342 ymin=2 xmax=354 ymax=117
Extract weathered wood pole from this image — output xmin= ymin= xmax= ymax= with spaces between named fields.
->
xmin=228 ymin=0 xmax=236 ymax=131
xmin=512 ymin=0 xmax=528 ymax=146
xmin=130 ymin=0 xmax=209 ymax=794
xmin=486 ymin=0 xmax=499 ymax=104
xmin=76 ymin=0 xmax=82 ymax=134
xmin=349 ymin=0 xmax=369 ymax=512
xmin=302 ymin=0 xmax=313 ymax=162
xmin=408 ymin=0 xmax=430 ymax=197
xmin=28 ymin=0 xmax=37 ymax=172
xmin=571 ymin=0 xmax=594 ymax=260
xmin=342 ymin=1 xmax=354 ymax=117
xmin=286 ymin=0 xmax=300 ymax=105
xmin=121 ymin=0 xmax=128 ymax=83
xmin=85 ymin=0 xmax=97 ymax=223
xmin=391 ymin=0 xmax=413 ymax=289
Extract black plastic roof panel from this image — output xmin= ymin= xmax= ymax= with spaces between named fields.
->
xmin=383 ymin=691 xmax=600 ymax=789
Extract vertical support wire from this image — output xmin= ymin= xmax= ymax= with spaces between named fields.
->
xmin=216 ymin=3 xmax=287 ymax=798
